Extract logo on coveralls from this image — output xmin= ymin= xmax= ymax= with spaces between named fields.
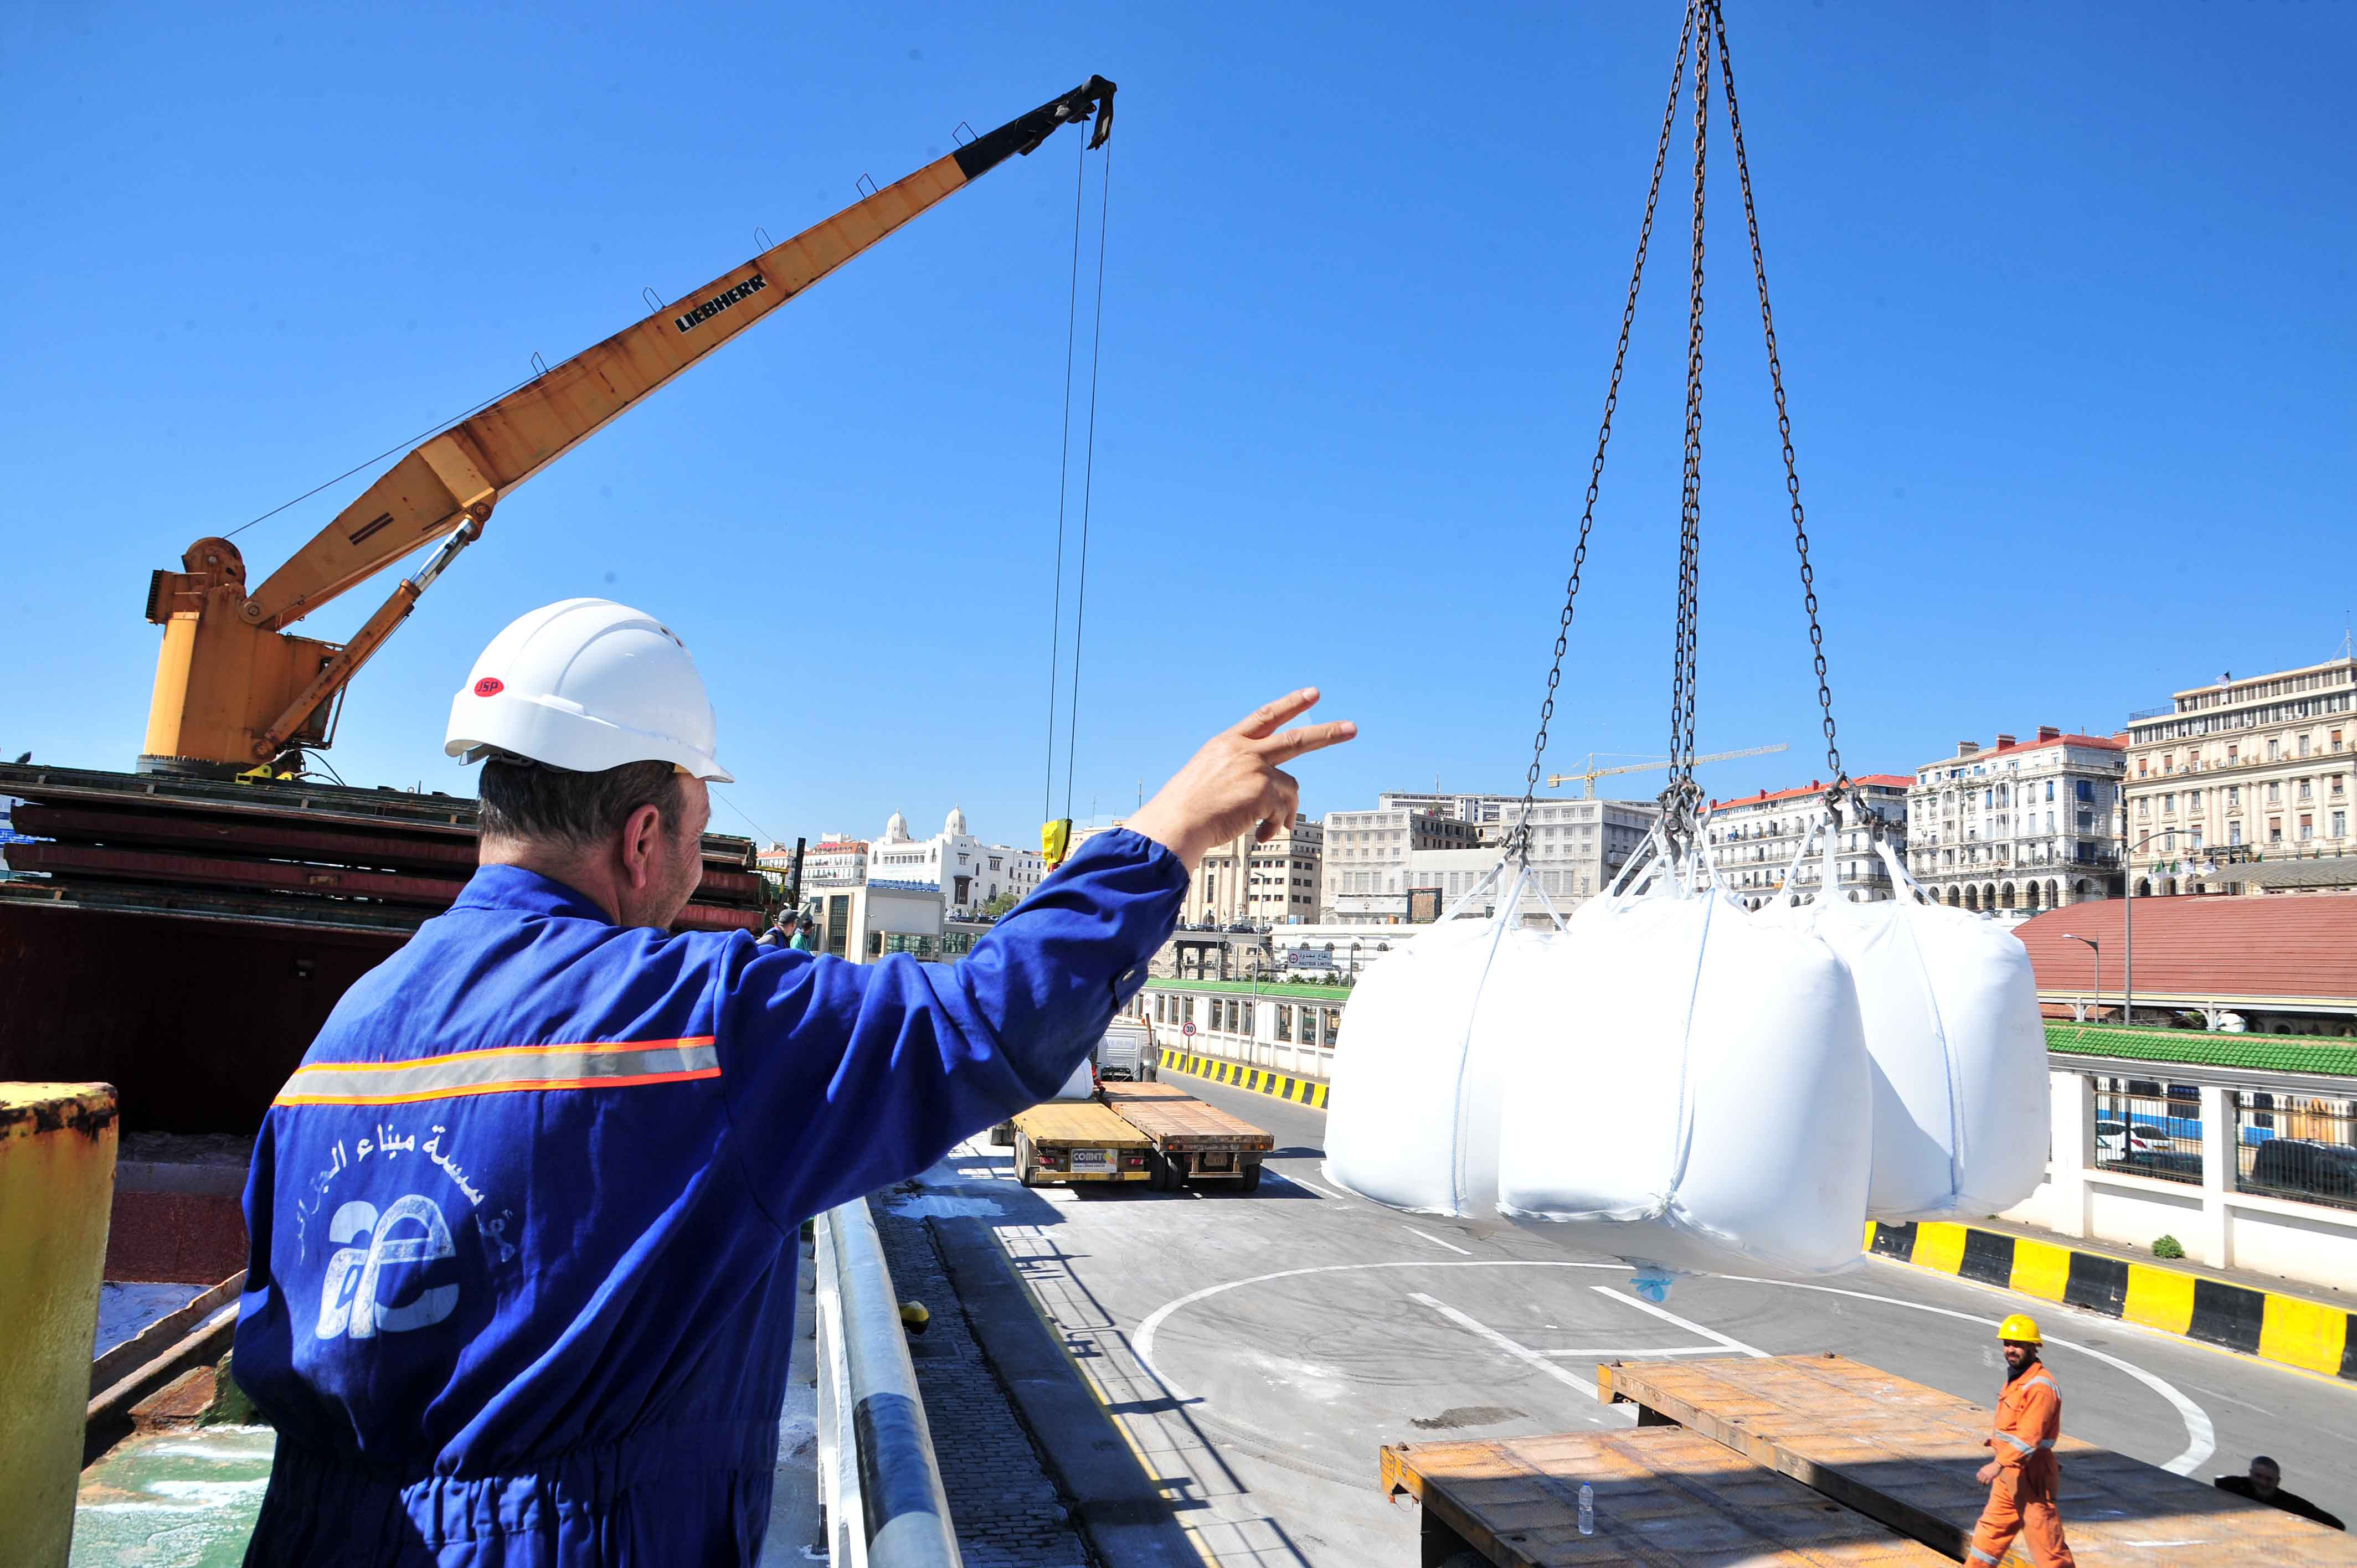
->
xmin=315 ymin=1194 xmax=461 ymax=1340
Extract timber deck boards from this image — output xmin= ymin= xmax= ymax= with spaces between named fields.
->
xmin=1600 ymin=1354 xmax=2357 ymax=1566
xmin=1100 ymin=1089 xmax=1274 ymax=1149
xmin=1380 ymin=1427 xmax=1946 ymax=1566
xmin=1097 ymin=1080 xmax=1195 ymax=1101
xmin=1010 ymin=1101 xmax=1150 ymax=1147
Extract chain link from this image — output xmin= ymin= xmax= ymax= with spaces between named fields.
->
xmin=1508 ymin=3 xmax=1698 ymax=864
xmin=1713 ymin=3 xmax=1847 ymax=811
xmin=1660 ymin=8 xmax=1712 ymax=849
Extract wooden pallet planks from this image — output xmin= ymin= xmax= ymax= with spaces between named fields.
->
xmin=1100 ymin=1087 xmax=1274 ymax=1151
xmin=1381 ymin=1427 xmax=1946 ymax=1566
xmin=1599 ymin=1354 xmax=2357 ymax=1566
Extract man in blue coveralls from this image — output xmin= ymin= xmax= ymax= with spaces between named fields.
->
xmin=232 ymin=598 xmax=1355 ymax=1566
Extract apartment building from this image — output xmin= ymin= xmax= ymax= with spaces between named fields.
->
xmin=1907 ymin=729 xmax=2127 ymax=913
xmin=2124 ymin=657 xmax=2356 ymax=894
xmin=1705 ymin=777 xmax=1911 ymax=909
xmin=1320 ymin=804 xmax=1485 ymax=923
xmin=1188 ymin=814 xmax=1324 ymax=927
xmin=1322 ymin=791 xmax=1655 ymax=925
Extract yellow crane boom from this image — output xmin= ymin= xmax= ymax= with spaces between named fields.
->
xmin=1546 ymin=742 xmax=1789 ymax=798
xmin=140 ymin=76 xmax=1116 ymax=778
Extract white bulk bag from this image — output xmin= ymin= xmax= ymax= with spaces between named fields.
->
xmin=1496 ymin=834 xmax=1873 ymax=1278
xmin=1759 ymin=819 xmax=2046 ymax=1220
xmin=1324 ymin=860 xmax=1563 ymax=1220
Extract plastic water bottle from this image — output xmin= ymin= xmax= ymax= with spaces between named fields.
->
xmin=1579 ymin=1482 xmax=1594 ymax=1535
xmin=1630 ymin=1266 xmax=1676 ymax=1304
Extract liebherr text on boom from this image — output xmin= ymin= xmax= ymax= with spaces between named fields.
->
xmin=138 ymin=75 xmax=1115 ymax=778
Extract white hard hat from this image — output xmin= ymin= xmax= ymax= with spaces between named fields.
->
xmin=444 ymin=599 xmax=733 ymax=782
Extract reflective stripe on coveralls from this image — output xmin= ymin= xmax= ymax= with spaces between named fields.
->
xmin=233 ymin=828 xmax=1185 ymax=1567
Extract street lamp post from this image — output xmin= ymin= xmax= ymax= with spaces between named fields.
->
xmin=2065 ymin=933 xmax=2101 ymax=1022
xmin=2120 ymin=829 xmax=2218 ymax=1028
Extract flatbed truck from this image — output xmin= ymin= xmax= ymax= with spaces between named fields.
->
xmin=1380 ymin=1353 xmax=2357 ymax=1567
xmin=989 ymin=1060 xmax=1153 ymax=1189
xmin=1100 ymin=1079 xmax=1275 ymax=1190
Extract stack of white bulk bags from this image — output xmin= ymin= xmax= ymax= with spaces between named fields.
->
xmin=1496 ymin=839 xmax=1876 ymax=1281
xmin=1760 ymin=821 xmax=2047 ymax=1220
xmin=1324 ymin=860 xmax=1561 ymax=1221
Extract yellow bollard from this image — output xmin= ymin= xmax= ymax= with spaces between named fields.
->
xmin=0 ymin=1083 xmax=120 ymax=1568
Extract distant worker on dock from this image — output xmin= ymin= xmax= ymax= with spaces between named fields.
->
xmin=2216 ymin=1456 xmax=2346 ymax=1530
xmin=1971 ymin=1314 xmax=2077 ymax=1567
xmin=229 ymin=596 xmax=1354 ymax=1566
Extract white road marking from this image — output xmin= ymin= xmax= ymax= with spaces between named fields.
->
xmin=1409 ymin=1292 xmax=1602 ymax=1401
xmin=1715 ymin=1273 xmax=2216 ymax=1475
xmin=1272 ymin=1171 xmax=1351 ymax=1202
xmin=1404 ymin=1227 xmax=1472 ymax=1256
xmin=1591 ymin=1284 xmax=1767 ymax=1357
xmin=1133 ymin=1259 xmax=1624 ymax=1402
xmin=1541 ymin=1345 xmax=1733 ymax=1359
xmin=1129 ymin=1258 xmax=2217 ymax=1480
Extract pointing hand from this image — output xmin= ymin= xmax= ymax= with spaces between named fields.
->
xmin=1126 ymin=689 xmax=1357 ymax=873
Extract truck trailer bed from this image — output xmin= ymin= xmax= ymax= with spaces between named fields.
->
xmin=1007 ymin=1100 xmax=1151 ymax=1186
xmin=1100 ymin=1087 xmax=1275 ymax=1152
xmin=1599 ymin=1353 xmax=2357 ymax=1566
xmin=1380 ymin=1427 xmax=1946 ymax=1566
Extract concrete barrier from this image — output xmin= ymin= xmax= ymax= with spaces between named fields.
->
xmin=1865 ymin=1218 xmax=2354 ymax=1381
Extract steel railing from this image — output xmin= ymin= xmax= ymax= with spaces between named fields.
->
xmin=815 ymin=1198 xmax=961 ymax=1568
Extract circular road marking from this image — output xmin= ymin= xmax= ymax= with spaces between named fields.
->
xmin=1134 ymin=1260 xmax=2213 ymax=1474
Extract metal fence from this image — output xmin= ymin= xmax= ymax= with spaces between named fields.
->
xmin=2234 ymin=1091 xmax=2357 ymax=1213
xmin=2092 ymin=1085 xmax=2204 ymax=1185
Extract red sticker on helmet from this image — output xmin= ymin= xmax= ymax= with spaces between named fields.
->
xmin=474 ymin=677 xmax=505 ymax=697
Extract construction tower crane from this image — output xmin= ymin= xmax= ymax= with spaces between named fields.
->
xmin=1546 ymin=742 xmax=1789 ymax=799
xmin=137 ymin=76 xmax=1115 ymax=778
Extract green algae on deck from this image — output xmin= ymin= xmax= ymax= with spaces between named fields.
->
xmin=72 ymin=1426 xmax=272 ymax=1567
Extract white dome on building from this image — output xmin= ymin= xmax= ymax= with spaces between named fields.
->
xmin=882 ymin=811 xmax=909 ymax=844
xmin=945 ymin=806 xmax=969 ymax=838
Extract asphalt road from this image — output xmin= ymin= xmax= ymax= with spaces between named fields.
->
xmin=895 ymin=1074 xmax=2357 ymax=1567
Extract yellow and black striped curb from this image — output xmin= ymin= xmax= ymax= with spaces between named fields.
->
xmin=1161 ymin=1051 xmax=1330 ymax=1109
xmin=1864 ymin=1219 xmax=2355 ymax=1381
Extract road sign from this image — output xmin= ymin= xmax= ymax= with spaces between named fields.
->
xmin=1182 ymin=1022 xmax=1196 ymax=1038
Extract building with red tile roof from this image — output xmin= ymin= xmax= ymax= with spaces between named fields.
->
xmin=1704 ymin=775 xmax=1911 ymax=909
xmin=1906 ymin=726 xmax=2127 ymax=915
xmin=2017 ymin=892 xmax=2357 ymax=1034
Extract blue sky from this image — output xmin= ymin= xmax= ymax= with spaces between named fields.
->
xmin=5 ymin=3 xmax=2351 ymax=853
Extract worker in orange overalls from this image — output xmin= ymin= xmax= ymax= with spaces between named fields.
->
xmin=1971 ymin=1314 xmax=2078 ymax=1567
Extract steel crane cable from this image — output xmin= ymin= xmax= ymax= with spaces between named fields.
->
xmin=1712 ymin=2 xmax=1849 ymax=814
xmin=1508 ymin=2 xmax=1699 ymax=866
xmin=1041 ymin=129 xmax=1091 ymax=824
xmin=1062 ymin=137 xmax=1113 ymax=828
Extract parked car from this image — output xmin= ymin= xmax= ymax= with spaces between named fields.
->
xmin=2243 ymin=1138 xmax=2357 ymax=1205
xmin=2094 ymin=1118 xmax=2170 ymax=1160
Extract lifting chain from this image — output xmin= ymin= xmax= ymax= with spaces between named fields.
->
xmin=1660 ymin=7 xmax=1712 ymax=854
xmin=1508 ymin=4 xmax=1697 ymax=865
xmin=1512 ymin=0 xmax=1846 ymax=863
xmin=1712 ymin=2 xmax=1848 ymax=817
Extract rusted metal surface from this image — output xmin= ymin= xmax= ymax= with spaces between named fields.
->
xmin=1380 ymin=1427 xmax=1944 ymax=1566
xmin=1599 ymin=1354 xmax=2357 ymax=1565
xmin=1102 ymin=1088 xmax=1275 ymax=1153
xmin=14 ymin=801 xmax=482 ymax=870
xmin=12 ymin=841 xmax=471 ymax=906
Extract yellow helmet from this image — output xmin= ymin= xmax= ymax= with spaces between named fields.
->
xmin=1997 ymin=1313 xmax=2043 ymax=1345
